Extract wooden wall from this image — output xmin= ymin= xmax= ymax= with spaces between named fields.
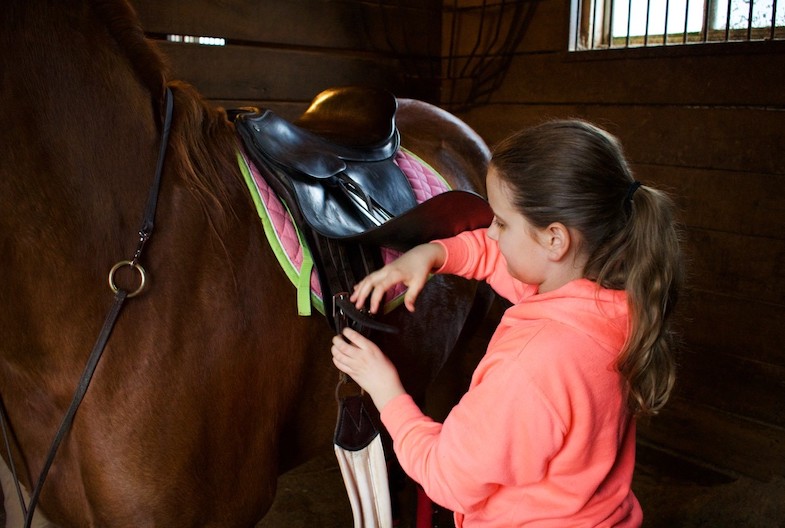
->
xmin=455 ymin=0 xmax=785 ymax=480
xmin=132 ymin=0 xmax=441 ymax=120
xmin=131 ymin=0 xmax=785 ymax=482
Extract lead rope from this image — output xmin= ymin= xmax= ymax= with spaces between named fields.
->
xmin=0 ymin=87 xmax=174 ymax=528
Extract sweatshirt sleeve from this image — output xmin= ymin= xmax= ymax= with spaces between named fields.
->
xmin=433 ymin=229 xmax=537 ymax=303
xmin=380 ymin=349 xmax=565 ymax=515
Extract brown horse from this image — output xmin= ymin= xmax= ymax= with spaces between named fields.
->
xmin=0 ymin=1 xmax=491 ymax=526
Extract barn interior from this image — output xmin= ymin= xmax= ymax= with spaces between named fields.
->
xmin=129 ymin=0 xmax=785 ymax=526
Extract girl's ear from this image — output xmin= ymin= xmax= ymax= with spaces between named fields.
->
xmin=545 ymin=222 xmax=572 ymax=261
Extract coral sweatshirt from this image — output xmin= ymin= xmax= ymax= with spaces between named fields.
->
xmin=380 ymin=229 xmax=643 ymax=527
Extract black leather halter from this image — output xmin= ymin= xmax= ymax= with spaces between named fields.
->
xmin=0 ymin=87 xmax=174 ymax=528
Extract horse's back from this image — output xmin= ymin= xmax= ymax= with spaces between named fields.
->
xmin=396 ymin=98 xmax=490 ymax=194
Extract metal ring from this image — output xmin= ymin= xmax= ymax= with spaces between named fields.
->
xmin=108 ymin=260 xmax=146 ymax=298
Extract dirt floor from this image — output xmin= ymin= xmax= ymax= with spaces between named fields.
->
xmin=258 ymin=447 xmax=785 ymax=528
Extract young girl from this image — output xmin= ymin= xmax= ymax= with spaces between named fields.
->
xmin=331 ymin=119 xmax=683 ymax=527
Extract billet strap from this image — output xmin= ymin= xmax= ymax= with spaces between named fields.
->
xmin=334 ymin=295 xmax=397 ymax=335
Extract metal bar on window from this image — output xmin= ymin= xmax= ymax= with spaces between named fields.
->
xmin=725 ymin=0 xmax=732 ymax=41
xmin=664 ymin=0 xmax=670 ymax=44
xmin=572 ymin=0 xmax=784 ymax=52
xmin=702 ymin=0 xmax=710 ymax=42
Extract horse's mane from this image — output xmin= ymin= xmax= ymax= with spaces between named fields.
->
xmin=92 ymin=0 xmax=244 ymax=227
xmin=167 ymin=82 xmax=245 ymax=228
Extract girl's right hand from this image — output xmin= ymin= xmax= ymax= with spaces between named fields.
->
xmin=350 ymin=242 xmax=446 ymax=313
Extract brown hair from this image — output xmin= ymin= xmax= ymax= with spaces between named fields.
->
xmin=491 ymin=119 xmax=683 ymax=416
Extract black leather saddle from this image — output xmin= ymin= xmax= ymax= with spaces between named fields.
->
xmin=234 ymin=86 xmax=492 ymax=251
xmin=236 ymin=107 xmax=417 ymax=242
xmin=232 ymin=86 xmax=492 ymax=330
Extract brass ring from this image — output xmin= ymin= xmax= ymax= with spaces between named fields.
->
xmin=108 ymin=260 xmax=146 ymax=298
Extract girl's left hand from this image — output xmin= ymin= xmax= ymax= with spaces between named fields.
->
xmin=331 ymin=327 xmax=406 ymax=411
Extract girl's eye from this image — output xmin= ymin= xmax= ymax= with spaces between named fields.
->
xmin=492 ymin=217 xmax=504 ymax=229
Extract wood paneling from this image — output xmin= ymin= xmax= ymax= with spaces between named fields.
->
xmin=134 ymin=0 xmax=438 ymax=53
xmin=455 ymin=0 xmax=785 ymax=480
xmin=677 ymin=290 xmax=785 ymax=366
xmin=642 ymin=165 xmax=784 ymax=239
xmin=133 ymin=0 xmax=441 ymax=107
xmin=156 ymin=41 xmax=405 ymax=102
xmin=460 ymin=103 xmax=785 ymax=174
xmin=675 ymin=350 xmax=785 ymax=427
xmin=638 ymin=398 xmax=785 ymax=481
xmin=491 ymin=49 xmax=785 ymax=106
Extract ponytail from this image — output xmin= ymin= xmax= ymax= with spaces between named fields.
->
xmin=588 ymin=185 xmax=683 ymax=416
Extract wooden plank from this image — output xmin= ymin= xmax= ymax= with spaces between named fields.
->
xmin=682 ymin=228 xmax=785 ymax=304
xmin=459 ymin=104 xmax=785 ymax=174
xmin=637 ymin=397 xmax=785 ymax=480
xmin=488 ymin=50 xmax=785 ymax=107
xmin=156 ymin=41 xmax=405 ymax=102
xmin=638 ymin=164 xmax=785 ymax=240
xmin=675 ymin=290 xmax=785 ymax=367
xmin=133 ymin=0 xmax=439 ymax=52
xmin=675 ymin=349 xmax=785 ymax=428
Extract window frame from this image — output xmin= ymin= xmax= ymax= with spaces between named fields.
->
xmin=570 ymin=0 xmax=785 ymax=51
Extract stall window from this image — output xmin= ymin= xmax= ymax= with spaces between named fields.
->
xmin=571 ymin=0 xmax=785 ymax=50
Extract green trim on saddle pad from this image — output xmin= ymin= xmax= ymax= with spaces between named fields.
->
xmin=237 ymin=151 xmax=321 ymax=316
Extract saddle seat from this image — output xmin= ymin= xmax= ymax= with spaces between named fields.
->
xmin=295 ymin=85 xmax=397 ymax=148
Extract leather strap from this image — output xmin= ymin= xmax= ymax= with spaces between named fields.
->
xmin=0 ymin=87 xmax=174 ymax=528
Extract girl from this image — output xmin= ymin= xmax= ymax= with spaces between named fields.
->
xmin=331 ymin=119 xmax=683 ymax=527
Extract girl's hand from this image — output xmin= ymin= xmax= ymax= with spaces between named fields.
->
xmin=350 ymin=243 xmax=446 ymax=313
xmin=331 ymin=328 xmax=406 ymax=411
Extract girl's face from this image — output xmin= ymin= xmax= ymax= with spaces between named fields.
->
xmin=485 ymin=167 xmax=552 ymax=287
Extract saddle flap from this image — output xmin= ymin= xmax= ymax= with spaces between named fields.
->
xmin=342 ymin=190 xmax=494 ymax=251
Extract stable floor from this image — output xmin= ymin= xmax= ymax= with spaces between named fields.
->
xmin=257 ymin=447 xmax=785 ymax=528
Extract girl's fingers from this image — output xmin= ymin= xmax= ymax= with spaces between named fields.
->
xmin=341 ymin=327 xmax=367 ymax=347
xmin=350 ymin=278 xmax=380 ymax=309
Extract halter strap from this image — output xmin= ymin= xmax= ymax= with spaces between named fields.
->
xmin=0 ymin=87 xmax=174 ymax=528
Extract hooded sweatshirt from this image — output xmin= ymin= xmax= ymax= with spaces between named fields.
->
xmin=380 ymin=229 xmax=642 ymax=527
